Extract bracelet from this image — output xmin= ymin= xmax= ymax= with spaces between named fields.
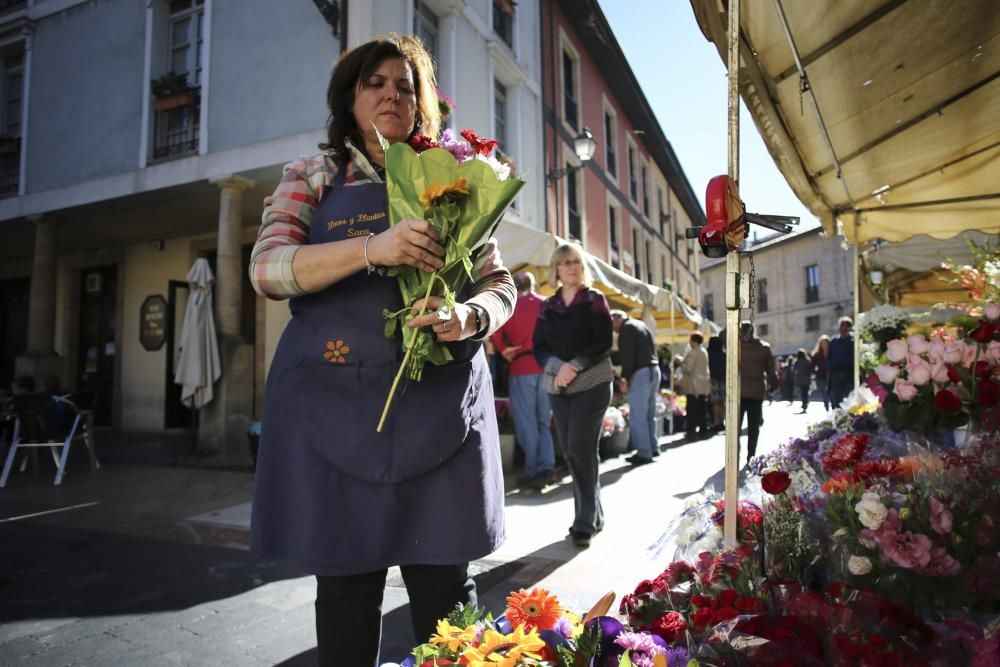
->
xmin=363 ymin=233 xmax=386 ymax=276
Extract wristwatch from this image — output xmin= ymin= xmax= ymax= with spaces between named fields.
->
xmin=469 ymin=303 xmax=489 ymax=338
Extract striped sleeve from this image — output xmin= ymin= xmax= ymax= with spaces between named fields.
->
xmin=465 ymin=237 xmax=516 ymax=340
xmin=249 ymin=156 xmax=334 ymax=300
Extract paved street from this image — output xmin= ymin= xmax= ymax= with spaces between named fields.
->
xmin=0 ymin=399 xmax=822 ymax=665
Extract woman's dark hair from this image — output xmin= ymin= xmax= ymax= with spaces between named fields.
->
xmin=320 ymin=34 xmax=440 ymax=163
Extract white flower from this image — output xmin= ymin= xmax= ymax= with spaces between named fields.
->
xmin=475 ymin=153 xmax=511 ymax=181
xmin=855 ymin=491 xmax=888 ymax=530
xmin=847 ymin=555 xmax=873 ymax=575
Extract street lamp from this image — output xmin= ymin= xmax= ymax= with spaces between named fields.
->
xmin=547 ymin=127 xmax=597 ymax=182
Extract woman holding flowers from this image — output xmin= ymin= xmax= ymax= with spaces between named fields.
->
xmin=533 ymin=243 xmax=614 ymax=548
xmin=248 ymin=34 xmax=515 ymax=666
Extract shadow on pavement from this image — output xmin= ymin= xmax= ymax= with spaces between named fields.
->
xmin=0 ymin=521 xmax=303 ymax=623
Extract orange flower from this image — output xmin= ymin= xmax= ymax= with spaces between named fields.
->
xmin=505 ymin=587 xmax=562 ymax=632
xmin=821 ymin=473 xmax=858 ymax=495
xmin=420 ymin=177 xmax=470 ymax=210
xmin=323 ymin=339 xmax=350 ymax=363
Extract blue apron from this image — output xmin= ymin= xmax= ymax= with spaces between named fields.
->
xmin=250 ymin=167 xmax=505 ymax=576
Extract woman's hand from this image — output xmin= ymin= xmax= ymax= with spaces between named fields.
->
xmin=407 ymin=296 xmax=476 ymax=342
xmin=554 ymin=363 xmax=579 ymax=390
xmin=366 ymin=218 xmax=445 ymax=273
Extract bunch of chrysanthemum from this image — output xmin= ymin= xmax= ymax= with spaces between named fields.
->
xmin=821 ymin=433 xmax=870 ymax=473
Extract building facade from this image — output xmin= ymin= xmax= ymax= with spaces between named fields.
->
xmin=699 ymin=227 xmax=855 ymax=356
xmin=540 ymin=0 xmax=704 ymax=307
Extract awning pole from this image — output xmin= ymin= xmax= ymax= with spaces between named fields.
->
xmin=669 ymin=296 xmax=676 ymax=434
xmin=853 ymin=212 xmax=861 ymax=396
xmin=723 ymin=0 xmax=741 ymax=547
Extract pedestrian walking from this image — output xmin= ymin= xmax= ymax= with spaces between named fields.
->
xmin=828 ymin=316 xmax=855 ymax=409
xmin=247 ymin=35 xmax=515 ymax=667
xmin=610 ymin=310 xmax=661 ymax=465
xmin=793 ymin=348 xmax=812 ymax=412
xmin=781 ymin=355 xmax=795 ymax=404
xmin=533 ymin=243 xmax=614 ymax=549
xmin=707 ymin=335 xmax=726 ymax=431
xmin=680 ymin=332 xmax=711 ymax=440
xmin=811 ymin=334 xmax=831 ymax=410
xmin=738 ymin=322 xmax=778 ymax=466
xmin=490 ymin=271 xmax=556 ymax=490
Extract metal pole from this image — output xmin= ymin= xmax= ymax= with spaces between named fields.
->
xmin=669 ymin=297 xmax=676 ymax=434
xmin=853 ymin=213 xmax=861 ymax=396
xmin=723 ymin=0 xmax=741 ymax=547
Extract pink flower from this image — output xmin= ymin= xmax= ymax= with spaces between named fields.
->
xmin=930 ymin=361 xmax=951 ymax=384
xmin=943 ymin=340 xmax=968 ymax=365
xmin=858 ymin=529 xmax=878 ymax=549
xmin=986 ymin=341 xmax=1000 ymax=363
xmin=439 ymin=129 xmax=474 ymax=163
xmin=893 ymin=379 xmax=919 ymax=401
xmin=927 ymin=339 xmax=946 ymax=363
xmin=908 ymin=334 xmax=930 ymax=355
xmin=929 ymin=497 xmax=953 ymax=534
xmin=886 ymin=339 xmax=908 ymax=362
xmin=916 ymin=546 xmax=961 ymax=576
xmin=880 ymin=531 xmax=933 ymax=569
xmin=985 ymin=303 xmax=1000 ymax=322
xmin=907 ymin=355 xmax=932 ymax=385
xmin=875 ymin=364 xmax=900 ymax=384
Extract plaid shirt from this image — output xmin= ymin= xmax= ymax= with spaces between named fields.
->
xmin=249 ymin=145 xmax=515 ymax=337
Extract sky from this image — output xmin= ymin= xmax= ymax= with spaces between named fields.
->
xmin=597 ymin=0 xmax=820 ymax=239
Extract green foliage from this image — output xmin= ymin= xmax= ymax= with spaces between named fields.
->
xmin=446 ymin=601 xmax=490 ymax=628
xmin=150 ymin=71 xmax=194 ymax=98
xmin=574 ymin=624 xmax=602 ymax=663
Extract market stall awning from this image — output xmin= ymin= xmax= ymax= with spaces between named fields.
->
xmin=690 ymin=0 xmax=1000 ymax=245
xmin=494 ymin=221 xmax=713 ymax=343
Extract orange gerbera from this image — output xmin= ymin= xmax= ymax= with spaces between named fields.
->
xmin=323 ymin=338 xmax=350 ymax=363
xmin=420 ymin=177 xmax=470 ymax=210
xmin=505 ymin=587 xmax=562 ymax=632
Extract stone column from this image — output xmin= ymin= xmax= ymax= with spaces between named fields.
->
xmin=15 ymin=216 xmax=63 ymax=383
xmin=197 ymin=176 xmax=255 ymax=458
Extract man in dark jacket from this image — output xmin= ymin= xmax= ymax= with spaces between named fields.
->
xmin=611 ymin=311 xmax=660 ymax=465
xmin=738 ymin=322 xmax=778 ymax=465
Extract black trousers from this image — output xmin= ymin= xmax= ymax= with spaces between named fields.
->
xmin=739 ymin=398 xmax=763 ymax=461
xmin=685 ymin=394 xmax=708 ymax=435
xmin=315 ymin=563 xmax=475 ymax=667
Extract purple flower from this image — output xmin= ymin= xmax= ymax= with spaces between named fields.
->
xmin=929 ymin=497 xmax=954 ymax=535
xmin=613 ymin=631 xmax=665 ymax=667
xmin=551 ymin=615 xmax=575 ymax=639
xmin=439 ymin=129 xmax=474 ymax=162
xmin=916 ymin=546 xmax=961 ymax=576
xmin=664 ymin=646 xmax=691 ymax=667
xmin=880 ymin=530 xmax=933 ymax=569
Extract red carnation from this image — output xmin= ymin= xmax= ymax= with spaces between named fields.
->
xmin=854 ymin=458 xmax=900 ymax=481
xmin=970 ymin=321 xmax=997 ymax=344
xmin=761 ymin=470 xmax=792 ymax=495
xmin=977 ymin=380 xmax=999 ymax=408
xmin=691 ymin=594 xmax=711 ymax=608
xmin=691 ymin=607 xmax=713 ymax=628
xmin=934 ymin=388 xmax=963 ymax=413
xmin=649 ymin=611 xmax=687 ymax=643
xmin=633 ymin=579 xmax=654 ymax=595
xmin=718 ymin=588 xmax=738 ymax=608
xmin=822 ymin=433 xmax=869 ymax=472
xmin=460 ymin=129 xmax=498 ymax=155
xmin=407 ymin=134 xmax=439 ymax=153
xmin=712 ymin=607 xmax=738 ymax=624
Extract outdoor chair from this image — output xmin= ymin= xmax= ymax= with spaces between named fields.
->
xmin=0 ymin=394 xmax=99 ymax=487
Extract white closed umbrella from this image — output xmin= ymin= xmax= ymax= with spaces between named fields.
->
xmin=174 ymin=258 xmax=221 ymax=409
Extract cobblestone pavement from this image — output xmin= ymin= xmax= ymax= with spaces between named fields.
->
xmin=0 ymin=400 xmax=822 ymax=665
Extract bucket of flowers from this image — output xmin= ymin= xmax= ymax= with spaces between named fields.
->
xmin=600 ymin=404 xmax=629 ymax=460
xmin=857 ymin=304 xmax=912 ymax=353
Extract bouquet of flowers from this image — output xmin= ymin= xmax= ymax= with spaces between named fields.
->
xmin=602 ymin=406 xmax=627 ymax=438
xmin=376 ymin=127 xmax=525 ymax=430
xmin=857 ymin=304 xmax=911 ymax=350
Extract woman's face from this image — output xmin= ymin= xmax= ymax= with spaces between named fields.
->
xmin=820 ymin=339 xmax=830 ymax=352
xmin=556 ymin=252 xmax=584 ymax=288
xmin=353 ymin=57 xmax=417 ymax=146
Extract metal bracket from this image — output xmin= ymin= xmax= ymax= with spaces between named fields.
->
xmin=725 ymin=270 xmax=748 ymax=310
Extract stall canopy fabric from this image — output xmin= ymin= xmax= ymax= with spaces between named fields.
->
xmin=174 ymin=258 xmax=221 ymax=410
xmin=690 ymin=0 xmax=1000 ymax=245
xmin=493 ymin=221 xmax=714 ymax=344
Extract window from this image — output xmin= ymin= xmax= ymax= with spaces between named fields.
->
xmin=562 ymin=49 xmax=577 ymax=130
xmin=806 ymin=315 xmax=820 ymax=332
xmin=645 ymin=239 xmax=653 ymax=284
xmin=757 ymin=279 xmax=768 ymax=312
xmin=641 ymin=162 xmax=649 ymax=216
xmin=805 ymin=264 xmax=820 ymax=303
xmin=628 ymin=144 xmax=637 ymax=201
xmin=168 ymin=0 xmax=205 ymax=86
xmin=567 ymin=169 xmax=581 ymax=241
xmin=758 ymin=323 xmax=769 ymax=336
xmin=632 ymin=226 xmax=641 ymax=278
xmin=494 ymin=80 xmax=507 ymax=154
xmin=704 ymin=294 xmax=714 ymax=321
xmin=493 ymin=0 xmax=514 ymax=48
xmin=0 ymin=51 xmax=22 ymax=196
xmin=604 ymin=110 xmax=616 ymax=176
xmin=657 ymin=187 xmax=666 ymax=236
xmin=660 ymin=255 xmax=668 ymax=288
xmin=608 ymin=205 xmax=620 ymax=268
xmin=414 ymin=1 xmax=439 ymax=61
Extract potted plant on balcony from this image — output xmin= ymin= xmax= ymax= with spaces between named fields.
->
xmin=151 ymin=71 xmax=197 ymax=112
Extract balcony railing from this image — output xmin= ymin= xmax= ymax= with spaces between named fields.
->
xmin=805 ymin=286 xmax=819 ymax=303
xmin=152 ymin=91 xmax=200 ymax=160
xmin=0 ymin=0 xmax=27 ymax=12
xmin=0 ymin=137 xmax=19 ymax=197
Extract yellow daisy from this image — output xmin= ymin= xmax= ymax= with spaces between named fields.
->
xmin=428 ymin=619 xmax=477 ymax=653
xmin=461 ymin=626 xmax=545 ymax=667
xmin=420 ymin=177 xmax=470 ymax=210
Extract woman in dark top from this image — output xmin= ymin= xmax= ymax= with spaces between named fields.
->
xmin=707 ymin=335 xmax=726 ymax=431
xmin=533 ymin=243 xmax=614 ymax=548
xmin=811 ymin=334 xmax=831 ymax=411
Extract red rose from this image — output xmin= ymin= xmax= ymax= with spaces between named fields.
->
xmin=690 ymin=594 xmax=711 ymax=608
xmin=977 ymin=380 xmax=999 ymax=407
xmin=633 ymin=579 xmax=654 ymax=595
xmin=947 ymin=365 xmax=962 ymax=383
xmin=970 ymin=321 xmax=997 ymax=344
xmin=407 ymin=134 xmax=439 ymax=153
xmin=933 ymin=388 xmax=963 ymax=413
xmin=649 ymin=611 xmax=687 ymax=643
xmin=734 ymin=596 xmax=756 ymax=612
xmin=718 ymin=588 xmax=738 ymax=607
xmin=459 ymin=129 xmax=499 ymax=156
xmin=712 ymin=607 xmax=738 ymax=624
xmin=691 ymin=607 xmax=713 ymax=628
xmin=761 ymin=470 xmax=792 ymax=495
xmin=975 ymin=360 xmax=993 ymax=380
